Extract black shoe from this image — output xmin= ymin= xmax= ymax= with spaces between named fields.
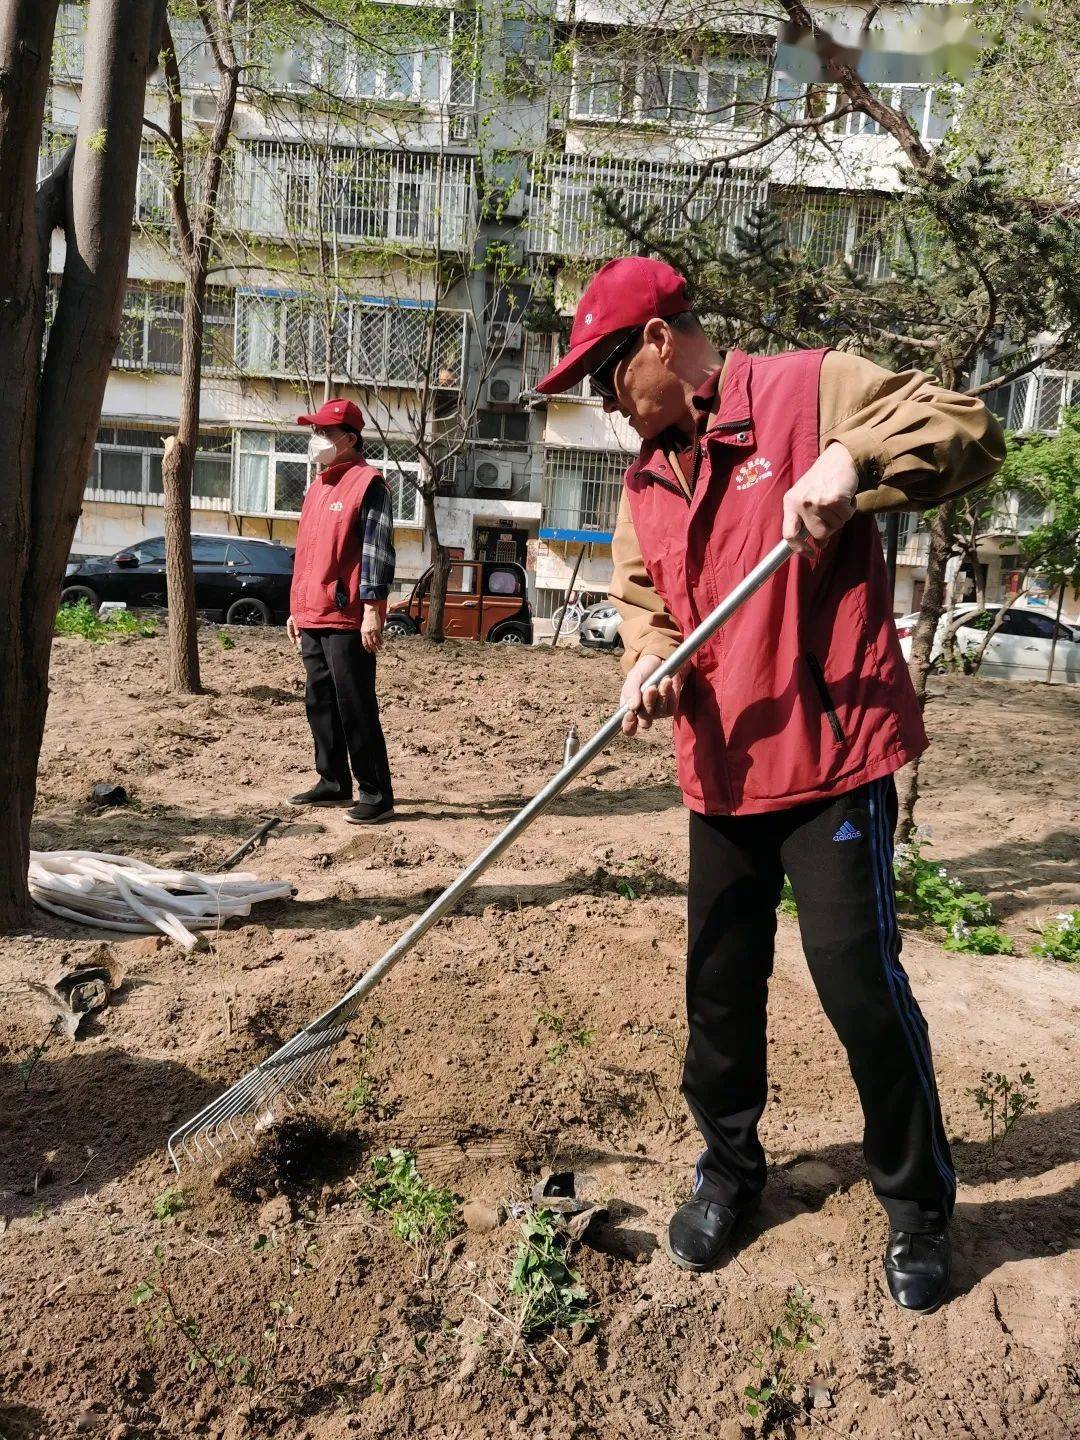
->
xmin=664 ymin=1196 xmax=744 ymax=1272
xmin=288 ymin=781 xmax=350 ymax=807
xmin=345 ymin=798 xmax=395 ymax=825
xmin=884 ymin=1227 xmax=951 ymax=1313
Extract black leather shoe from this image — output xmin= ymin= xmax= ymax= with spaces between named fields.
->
xmin=345 ymin=798 xmax=395 ymax=825
xmin=664 ymin=1197 xmax=742 ymax=1272
xmin=885 ymin=1227 xmax=951 ymax=1313
xmin=289 ymin=781 xmax=350 ymax=806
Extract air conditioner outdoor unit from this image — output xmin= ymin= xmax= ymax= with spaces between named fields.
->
xmin=483 ymin=367 xmax=522 ymax=406
xmin=490 ymin=320 xmax=524 ymax=351
xmin=474 ymin=455 xmax=513 ymax=492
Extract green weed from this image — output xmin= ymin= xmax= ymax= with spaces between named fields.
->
xmin=894 ymin=841 xmax=1013 ymax=954
xmin=55 ymin=598 xmax=156 ymax=642
xmin=1033 ymin=909 xmax=1080 ymax=963
xmin=17 ymin=1017 xmax=60 ymax=1092
xmin=508 ymin=1209 xmax=594 ymax=1340
xmin=744 ymin=1288 xmax=825 ymax=1427
xmin=965 ymin=1068 xmax=1039 ymax=1152
xmin=538 ymin=1011 xmax=594 ymax=1064
xmin=217 ymin=629 xmax=236 ymax=650
xmin=151 ymin=1186 xmax=188 ymax=1221
xmin=360 ymin=1149 xmax=460 ymax=1250
xmin=778 ymin=879 xmax=798 ymax=917
xmin=133 ymin=1248 xmax=255 ymax=1394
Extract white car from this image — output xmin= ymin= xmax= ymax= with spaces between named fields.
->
xmin=896 ymin=602 xmax=1080 ymax=682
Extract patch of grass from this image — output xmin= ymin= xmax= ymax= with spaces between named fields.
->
xmin=894 ymin=840 xmax=1013 ymax=954
xmin=360 ymin=1149 xmax=460 ymax=1250
xmin=1033 ymin=909 xmax=1080 ymax=963
xmin=217 ymin=629 xmax=236 ymax=650
xmin=778 ymin=878 xmax=798 ymax=917
xmin=55 ymin=598 xmax=156 ymax=642
xmin=965 ymin=1068 xmax=1038 ymax=1153
xmin=151 ymin=1186 xmax=189 ymax=1221
xmin=744 ymin=1288 xmax=825 ymax=1428
xmin=508 ymin=1209 xmax=594 ymax=1340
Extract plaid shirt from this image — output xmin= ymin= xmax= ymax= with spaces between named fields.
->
xmin=359 ymin=476 xmax=396 ymax=601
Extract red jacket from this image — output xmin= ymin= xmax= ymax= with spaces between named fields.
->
xmin=623 ymin=347 xmax=927 ymax=815
xmin=290 ymin=460 xmax=382 ymax=631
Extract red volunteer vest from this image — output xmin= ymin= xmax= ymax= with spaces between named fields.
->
xmin=290 ymin=459 xmax=381 ymax=631
xmin=623 ymin=348 xmax=927 ymax=816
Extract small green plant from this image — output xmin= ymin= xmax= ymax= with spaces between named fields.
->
xmin=615 ymin=878 xmax=637 ymax=900
xmin=217 ymin=629 xmax=236 ymax=650
xmin=151 ymin=1186 xmax=189 ymax=1221
xmin=965 ymin=1068 xmax=1039 ymax=1152
xmin=55 ymin=598 xmax=156 ymax=642
xmin=31 ymin=1203 xmax=47 ymax=1222
xmin=538 ymin=1011 xmax=594 ymax=1064
xmin=508 ymin=1209 xmax=594 ymax=1340
xmin=744 ymin=1288 xmax=826 ymax=1427
xmin=133 ymin=1249 xmax=255 ymax=1394
xmin=894 ymin=841 xmax=1013 ymax=954
xmin=360 ymin=1149 xmax=460 ymax=1250
xmin=1033 ymin=909 xmax=1080 ymax=963
xmin=17 ymin=1017 xmax=60 ymax=1092
xmin=778 ymin=879 xmax=798 ymax=917
xmin=343 ymin=1071 xmax=377 ymax=1117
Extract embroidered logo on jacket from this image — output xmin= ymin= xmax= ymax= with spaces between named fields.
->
xmin=832 ymin=820 xmax=862 ymax=842
xmin=733 ymin=456 xmax=773 ymax=491
xmin=328 ymin=501 xmax=344 ymax=512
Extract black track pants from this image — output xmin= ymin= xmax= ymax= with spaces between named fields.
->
xmin=300 ymin=628 xmax=393 ymax=805
xmin=684 ymin=775 xmax=955 ymax=1233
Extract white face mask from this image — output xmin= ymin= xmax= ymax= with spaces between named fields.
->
xmin=308 ymin=433 xmax=339 ymax=466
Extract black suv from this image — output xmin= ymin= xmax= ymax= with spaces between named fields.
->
xmin=61 ymin=534 xmax=294 ymax=625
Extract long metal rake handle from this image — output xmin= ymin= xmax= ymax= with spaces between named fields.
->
xmin=167 ymin=537 xmax=796 ymax=1167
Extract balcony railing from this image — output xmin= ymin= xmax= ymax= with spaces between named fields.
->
xmin=528 ymin=155 xmax=766 ymax=259
xmin=225 ymin=142 xmax=475 ymax=250
xmin=234 ymin=290 xmax=466 ymax=389
xmin=778 ymin=189 xmax=893 ymax=280
xmin=984 ymin=368 xmax=1079 ymax=434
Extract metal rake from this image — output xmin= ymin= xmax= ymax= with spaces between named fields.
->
xmin=167 ymin=537 xmax=797 ymax=1168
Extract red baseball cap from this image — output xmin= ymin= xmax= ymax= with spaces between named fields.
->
xmin=536 ymin=257 xmax=690 ymax=395
xmin=297 ymin=398 xmax=365 ymax=432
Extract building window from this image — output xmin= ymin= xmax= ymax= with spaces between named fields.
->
xmin=234 ymin=290 xmax=464 ymax=389
xmin=828 ymin=82 xmax=953 ymax=142
xmin=780 ymin=190 xmax=893 ymax=279
xmin=230 ymin=143 xmax=474 ymax=251
xmin=542 ymin=448 xmax=629 ymax=537
xmin=476 ymin=411 xmax=529 ymax=443
xmin=114 ymin=285 xmax=232 ymax=373
xmin=570 ymin=39 xmax=766 ymax=130
xmin=88 ymin=426 xmax=231 ymax=507
xmin=233 ymin=430 xmax=423 ymax=525
xmin=528 ymin=154 xmax=765 ymax=259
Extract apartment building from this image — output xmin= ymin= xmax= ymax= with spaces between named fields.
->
xmin=46 ymin=3 xmax=1074 ymax=620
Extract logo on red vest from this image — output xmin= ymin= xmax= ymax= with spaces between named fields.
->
xmin=329 ymin=501 xmax=344 ymax=511
xmin=733 ymin=456 xmax=773 ymax=491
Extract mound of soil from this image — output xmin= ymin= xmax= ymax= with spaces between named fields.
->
xmin=0 ymin=627 xmax=1077 ymax=1439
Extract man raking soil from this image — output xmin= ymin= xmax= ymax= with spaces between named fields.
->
xmin=535 ymin=257 xmax=1005 ymax=1313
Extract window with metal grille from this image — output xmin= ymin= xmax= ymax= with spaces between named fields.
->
xmin=528 ymin=155 xmax=765 ymax=259
xmin=781 ymin=190 xmax=893 ymax=279
xmin=228 ymin=142 xmax=474 ymax=250
xmin=88 ymin=426 xmax=231 ymax=507
xmin=113 ymin=285 xmax=232 ymax=373
xmin=234 ymin=290 xmax=465 ymax=389
xmin=233 ymin=430 xmax=423 ymax=525
xmin=542 ymin=448 xmax=629 ymax=537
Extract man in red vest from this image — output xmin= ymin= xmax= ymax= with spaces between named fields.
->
xmin=287 ymin=399 xmax=395 ymax=824
xmin=537 ymin=258 xmax=1005 ymax=1312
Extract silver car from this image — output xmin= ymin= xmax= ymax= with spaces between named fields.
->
xmin=579 ymin=600 xmax=623 ymax=652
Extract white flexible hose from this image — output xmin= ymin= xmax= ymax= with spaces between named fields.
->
xmin=28 ymin=850 xmax=295 ymax=950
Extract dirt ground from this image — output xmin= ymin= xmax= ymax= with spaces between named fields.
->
xmin=1 ymin=626 xmax=1077 ymax=1440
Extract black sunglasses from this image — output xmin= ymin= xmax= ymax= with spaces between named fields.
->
xmin=587 ymin=327 xmax=643 ymax=400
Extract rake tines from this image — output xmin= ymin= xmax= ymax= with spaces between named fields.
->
xmin=167 ymin=539 xmax=797 ymax=1169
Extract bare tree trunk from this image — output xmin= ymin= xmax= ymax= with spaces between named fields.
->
xmin=0 ymin=0 xmax=163 ymax=928
xmin=421 ymin=489 xmax=450 ymax=643
xmin=896 ymin=504 xmax=953 ymax=843
xmin=162 ymin=281 xmax=206 ymax=692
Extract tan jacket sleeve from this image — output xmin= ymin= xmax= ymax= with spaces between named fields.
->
xmin=609 ymin=486 xmax=681 ymax=672
xmin=821 ymin=351 xmax=1006 ymax=513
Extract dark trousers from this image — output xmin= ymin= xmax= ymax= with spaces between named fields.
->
xmin=300 ymin=629 xmax=393 ymax=805
xmin=684 ymin=775 xmax=954 ymax=1233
